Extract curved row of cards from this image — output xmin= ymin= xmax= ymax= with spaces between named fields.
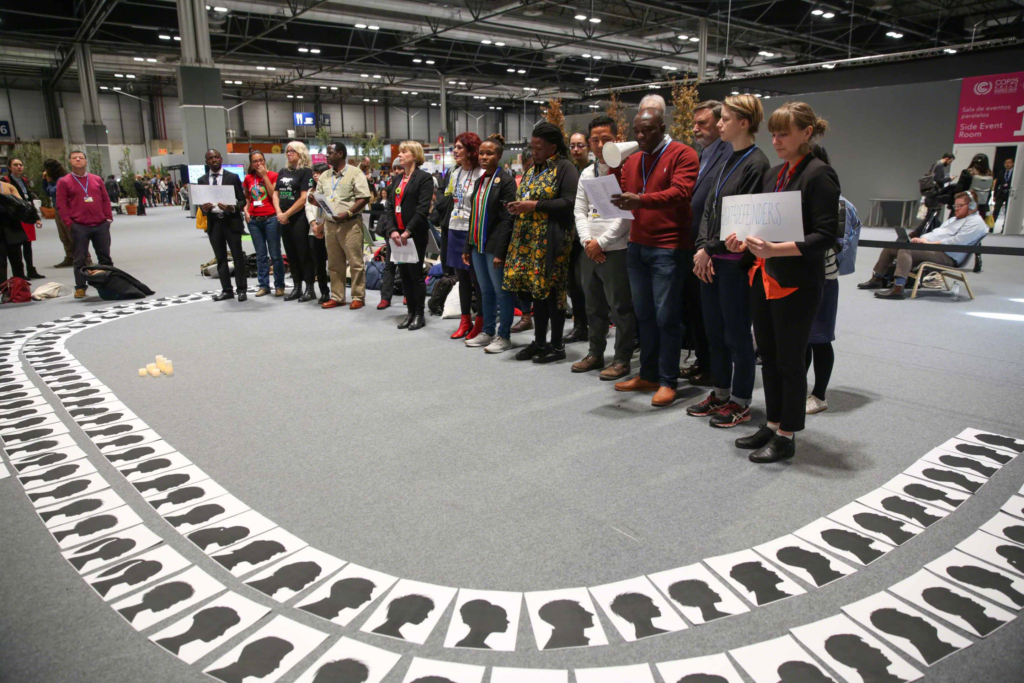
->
xmin=2 ymin=297 xmax=1024 ymax=683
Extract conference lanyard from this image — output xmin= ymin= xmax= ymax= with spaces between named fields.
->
xmin=640 ymin=142 xmax=670 ymax=194
xmin=330 ymin=170 xmax=344 ymax=198
xmin=774 ymin=155 xmax=806 ymax=192
xmin=713 ymin=147 xmax=757 ymax=204
xmin=71 ymin=172 xmax=93 ymax=202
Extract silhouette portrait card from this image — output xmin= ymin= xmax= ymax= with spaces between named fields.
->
xmin=443 ymin=587 xmax=523 ymax=651
xmin=842 ymin=591 xmax=971 ymax=666
xmin=902 ymin=459 xmax=986 ymax=495
xmin=109 ymin=439 xmax=183 ymax=468
xmin=11 ymin=445 xmax=89 ymax=476
xmin=880 ymin=474 xmax=968 ymax=513
xmin=754 ymin=534 xmax=857 ymax=588
xmin=925 ymin=549 xmax=1024 ymax=610
xmin=938 ymin=437 xmax=1016 ymax=467
xmin=71 ymin=525 xmax=160 ymax=575
xmin=63 ymin=391 xmax=120 ymax=410
xmin=37 ymin=487 xmax=126 ymax=529
xmin=245 ymin=546 xmax=347 ymax=603
xmin=0 ymin=393 xmax=47 ymax=412
xmin=523 ymin=587 xmax=609 ymax=650
xmin=957 ymin=529 xmax=1024 ymax=577
xmin=647 ymin=562 xmax=750 ymax=624
xmin=979 ymin=512 xmax=1024 ymax=548
xmin=0 ymin=386 xmax=41 ymax=403
xmin=0 ymin=403 xmax=54 ymax=427
xmin=588 ymin=575 xmax=687 ymax=642
xmin=73 ymin=406 xmax=140 ymax=430
xmin=400 ymin=657 xmax=485 ymax=683
xmin=119 ymin=451 xmax=194 ymax=486
xmin=83 ymin=418 xmax=151 ymax=442
xmin=95 ymin=428 xmax=163 ymax=453
xmin=955 ymin=428 xmax=1023 ymax=455
xmin=704 ymin=548 xmax=806 ymax=606
xmin=794 ymin=517 xmax=895 ymax=567
xmin=147 ymin=477 xmax=227 ymax=512
xmin=54 ymin=385 xmax=113 ymax=404
xmin=149 ymin=591 xmax=271 ymax=664
xmin=920 ymin=447 xmax=997 ymax=479
xmin=827 ymin=501 xmax=924 ymax=546
xmin=188 ymin=509 xmax=278 ymax=555
xmin=111 ymin=565 xmax=225 ymax=631
xmin=575 ymin=663 xmax=656 ymax=683
xmin=204 ymin=615 xmax=328 ymax=683
xmin=655 ymin=652 xmax=745 ymax=683
xmin=856 ymin=487 xmax=948 ymax=529
xmin=0 ymin=406 xmax=61 ymax=431
xmin=0 ymin=380 xmax=36 ymax=397
xmin=292 ymin=636 xmax=401 ymax=683
xmin=18 ymin=457 xmax=97 ymax=491
xmin=48 ymin=373 xmax=101 ymax=390
xmin=791 ymin=613 xmax=922 ymax=682
xmin=888 ymin=569 xmax=1014 ymax=637
xmin=211 ymin=527 xmax=308 ymax=578
xmin=490 ymin=667 xmax=568 ymax=683
xmin=730 ymin=633 xmax=837 ymax=683
xmin=86 ymin=543 xmax=191 ymax=602
xmin=134 ymin=464 xmax=210 ymax=497
xmin=2 ymin=421 xmax=69 ymax=447
xmin=0 ymin=372 xmax=29 ymax=386
xmin=1002 ymin=495 xmax=1024 ymax=520
xmin=35 ymin=362 xmax=85 ymax=378
xmin=161 ymin=493 xmax=250 ymax=534
xmin=27 ymin=471 xmax=109 ymax=509
xmin=361 ymin=578 xmax=458 ymax=644
xmin=296 ymin=562 xmax=398 ymax=626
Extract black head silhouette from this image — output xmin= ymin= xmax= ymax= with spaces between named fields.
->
xmin=69 ymin=536 xmax=136 ymax=570
xmin=921 ymin=586 xmax=1003 ymax=636
xmin=10 ymin=438 xmax=59 ymax=454
xmin=165 ymin=503 xmax=226 ymax=528
xmin=946 ymin=564 xmax=1024 ymax=607
xmin=996 ymin=543 xmax=1024 ymax=573
xmin=54 ymin=382 xmax=91 ymax=393
xmin=86 ymin=423 xmax=134 ymax=438
xmin=775 ymin=661 xmax=835 ymax=683
xmin=852 ymin=512 xmax=914 ymax=545
xmin=53 ymin=514 xmax=117 ymax=543
xmin=79 ymin=413 xmax=126 ymax=426
xmin=29 ymin=478 xmax=90 ymax=503
xmin=15 ymin=452 xmax=68 ymax=472
xmin=677 ymin=675 xmax=729 ymax=683
xmin=107 ymin=445 xmax=157 ymax=463
xmin=921 ymin=467 xmax=981 ymax=493
xmin=610 ymin=592 xmax=667 ymax=639
xmin=20 ymin=463 xmax=80 ymax=484
xmin=824 ymin=633 xmax=904 ymax=683
xmin=953 ymin=443 xmax=1011 ymax=464
xmin=820 ymin=528 xmax=884 ymax=564
xmin=92 ymin=558 xmax=162 ymax=597
xmin=1001 ymin=524 xmax=1024 ymax=545
xmin=188 ymin=525 xmax=250 ymax=551
xmin=40 ymin=497 xmax=103 ymax=523
xmin=121 ymin=457 xmax=171 ymax=477
xmin=301 ymin=577 xmax=376 ymax=620
xmin=248 ymin=561 xmax=322 ymax=598
xmin=135 ymin=473 xmax=190 ymax=493
xmin=975 ymin=433 xmax=1024 ymax=453
xmin=311 ymin=658 xmax=370 ymax=683
xmin=206 ymin=636 xmax=294 ymax=683
xmin=214 ymin=540 xmax=286 ymax=571
xmin=879 ymin=497 xmax=941 ymax=528
xmin=408 ymin=677 xmax=456 ymax=683
xmin=455 ymin=599 xmax=509 ymax=648
xmin=538 ymin=599 xmax=594 ymax=649
xmin=775 ymin=545 xmax=844 ymax=586
xmin=371 ymin=594 xmax=435 ymax=639
xmin=869 ymin=607 xmax=956 ymax=664
xmin=7 ymin=428 xmax=54 ymax=443
xmin=902 ymin=483 xmax=961 ymax=508
xmin=98 ymin=434 xmax=145 ymax=449
xmin=156 ymin=606 xmax=241 ymax=654
xmin=1 ymin=409 xmax=37 ymax=421
xmin=937 ymin=454 xmax=995 ymax=478
xmin=69 ymin=405 xmax=106 ymax=417
xmin=66 ymin=397 xmax=104 ymax=408
xmin=1 ymin=415 xmax=48 ymax=431
xmin=118 ymin=581 xmax=195 ymax=623
xmin=151 ymin=486 xmax=206 ymax=510
xmin=0 ymin=398 xmax=32 ymax=409
xmin=667 ymin=579 xmax=730 ymax=621
xmin=730 ymin=561 xmax=790 ymax=604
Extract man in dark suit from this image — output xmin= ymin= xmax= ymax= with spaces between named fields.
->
xmin=198 ymin=149 xmax=248 ymax=301
xmin=992 ymin=157 xmax=1013 ymax=230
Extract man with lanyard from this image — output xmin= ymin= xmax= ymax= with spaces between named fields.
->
xmin=1 ymin=158 xmax=44 ymax=279
xmin=307 ymin=142 xmax=371 ymax=309
xmin=610 ymin=107 xmax=700 ymax=408
xmin=56 ymin=150 xmax=114 ymax=299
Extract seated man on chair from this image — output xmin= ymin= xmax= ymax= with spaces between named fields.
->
xmin=859 ymin=191 xmax=986 ymax=300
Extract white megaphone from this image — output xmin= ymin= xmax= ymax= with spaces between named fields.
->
xmin=603 ymin=141 xmax=639 ymax=169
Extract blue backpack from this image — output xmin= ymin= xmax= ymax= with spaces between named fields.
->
xmin=836 ymin=197 xmax=861 ymax=276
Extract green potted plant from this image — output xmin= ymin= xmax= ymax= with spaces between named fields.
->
xmin=118 ymin=147 xmax=139 ymax=215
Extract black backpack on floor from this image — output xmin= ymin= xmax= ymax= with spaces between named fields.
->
xmin=427 ymin=274 xmax=456 ymax=316
xmin=79 ymin=265 xmax=155 ymax=300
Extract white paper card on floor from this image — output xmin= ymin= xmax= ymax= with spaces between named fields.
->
xmin=490 ymin=668 xmax=568 ymax=683
xmin=360 ymin=578 xmax=458 ymax=644
xmin=979 ymin=512 xmax=1024 ymax=547
xmin=956 ymin=428 xmax=1024 ymax=455
xmin=19 ymin=458 xmax=97 ymax=490
xmin=11 ymin=445 xmax=89 ymax=475
xmin=647 ymin=562 xmax=750 ymax=624
xmin=443 ymin=588 xmax=523 ymax=651
xmin=50 ymin=503 xmax=145 ymax=550
xmin=94 ymin=428 xmax=162 ymax=453
xmin=957 ymin=529 xmax=1024 ymax=577
xmin=293 ymin=636 xmax=402 ymax=683
xmin=37 ymin=488 xmax=125 ymax=528
xmin=86 ymin=543 xmax=191 ymax=602
xmin=791 ymin=613 xmax=922 ymax=683
xmin=0 ymin=411 xmax=62 ymax=436
xmin=162 ymin=494 xmax=250 ymax=534
xmin=400 ymin=657 xmax=485 ymax=683
xmin=921 ymin=447 xmax=998 ymax=479
xmin=204 ymin=615 xmax=328 ymax=683
xmin=63 ymin=392 xmax=119 ymax=410
xmin=902 ymin=459 xmax=985 ymax=494
xmin=523 ymin=587 xmax=609 ymax=650
xmin=1002 ymin=495 xmax=1024 ymax=520
xmin=2 ymin=421 xmax=69 ymax=447
xmin=147 ymin=477 xmax=226 ymax=512
xmin=65 ymin=395 xmax=123 ymax=416
xmin=82 ymin=418 xmax=149 ymax=441
xmin=211 ymin=527 xmax=308 ymax=577
xmin=880 ymin=474 xmax=968 ymax=513
xmin=134 ymin=464 xmax=210 ymax=497
xmin=122 ymin=452 xmax=193 ymax=484
xmin=111 ymin=565 xmax=225 ymax=631
xmin=588 ymin=575 xmax=687 ymax=641
xmin=794 ymin=517 xmax=895 ymax=566
xmin=75 ymin=406 xmax=140 ymax=429
xmin=827 ymin=501 xmax=924 ymax=546
xmin=938 ymin=437 xmax=1015 ymax=466
xmin=5 ymin=432 xmax=77 ymax=460
xmin=245 ymin=546 xmax=347 ymax=603
xmin=704 ymin=548 xmax=806 ymax=606
xmin=888 ymin=569 xmax=1014 ymax=637
xmin=925 ymin=549 xmax=1024 ymax=611
xmin=187 ymin=508 xmax=278 ymax=555
xmin=575 ymin=663 xmax=656 ymax=683
xmin=150 ymin=591 xmax=271 ymax=664
xmin=0 ymin=462 xmax=9 ymax=480
xmin=842 ymin=591 xmax=972 ymax=666
xmin=28 ymin=472 xmax=108 ymax=508
xmin=62 ymin=524 xmax=162 ymax=574
xmin=730 ymin=633 xmax=838 ymax=683
xmin=0 ymin=386 xmax=41 ymax=403
xmin=296 ymin=562 xmax=398 ymax=626
xmin=855 ymin=488 xmax=947 ymax=529
xmin=0 ymin=404 xmax=55 ymax=426
xmin=754 ymin=534 xmax=857 ymax=588
xmin=655 ymin=652 xmax=746 ymax=683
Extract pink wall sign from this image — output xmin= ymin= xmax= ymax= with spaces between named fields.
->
xmin=956 ymin=72 xmax=1024 ymax=144
xmin=311 ymin=153 xmax=327 ymax=165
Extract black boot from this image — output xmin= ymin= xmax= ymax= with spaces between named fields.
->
xmin=317 ymin=283 xmax=330 ymax=304
xmin=563 ymin=327 xmax=588 ymax=344
xmin=750 ymin=434 xmax=796 ymax=463
xmin=408 ymin=311 xmax=426 ymax=330
xmin=299 ymin=281 xmax=316 ymax=302
xmin=735 ymin=424 xmax=776 ymax=449
xmin=973 ymin=254 xmax=983 ymax=273
xmin=284 ymin=282 xmax=302 ymax=301
xmin=857 ymin=275 xmax=886 ymax=290
xmin=397 ymin=312 xmax=414 ymax=329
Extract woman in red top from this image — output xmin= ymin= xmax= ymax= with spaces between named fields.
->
xmin=243 ymin=151 xmax=283 ymax=296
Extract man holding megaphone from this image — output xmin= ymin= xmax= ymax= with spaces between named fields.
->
xmin=609 ymin=103 xmax=700 ymax=408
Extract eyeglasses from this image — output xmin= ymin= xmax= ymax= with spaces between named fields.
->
xmin=954 ymin=203 xmax=969 ymax=209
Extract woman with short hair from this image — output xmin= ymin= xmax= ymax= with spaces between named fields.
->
xmin=383 ymin=141 xmax=434 ymax=330
xmin=274 ymin=140 xmax=316 ymax=301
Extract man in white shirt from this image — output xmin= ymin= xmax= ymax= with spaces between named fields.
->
xmin=571 ymin=115 xmax=636 ymax=380
xmin=861 ymin=191 xmax=987 ymax=300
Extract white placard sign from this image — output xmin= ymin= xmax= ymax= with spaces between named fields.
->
xmin=722 ymin=191 xmax=804 ymax=242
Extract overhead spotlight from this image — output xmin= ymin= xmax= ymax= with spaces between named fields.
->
xmin=431 ymin=102 xmax=438 ymax=106
xmin=589 ymin=17 xmax=601 ymax=23
xmin=173 ymin=36 xmax=181 ymax=41
xmin=213 ymin=6 xmax=228 ymax=12
xmin=593 ymin=55 xmax=601 ymax=60
xmin=481 ymin=39 xmax=492 ymax=44
xmin=355 ymin=23 xmax=367 ymax=28
xmin=127 ymin=74 xmax=137 ymax=79
xmin=678 ymin=34 xmax=688 ymax=40
xmin=517 ymin=69 xmax=526 ymax=74
xmin=112 ymin=86 xmax=121 ymax=90
xmin=363 ymin=98 xmax=370 ymax=102
xmin=256 ymin=66 xmax=266 ymax=70
xmin=731 ymin=90 xmax=740 ymax=95
xmin=495 ymin=42 xmax=505 ymax=46
xmin=811 ymin=9 xmax=824 ymax=15
xmin=298 ymin=47 xmax=309 ymax=53
xmin=822 ymin=12 xmax=835 ymax=18
xmin=489 ymin=106 xmax=495 ymax=110
xmin=100 ymin=86 xmax=109 ymax=90
xmin=146 ymin=58 xmax=157 ymax=63
xmin=372 ymin=74 xmax=382 ymax=78
xmin=885 ymin=31 xmax=903 ymax=38
xmin=496 ymin=106 xmax=502 ymax=110
xmin=115 ymin=73 xmax=124 ymax=78
xmin=372 ymin=98 xmax=378 ymax=102
xmin=822 ymin=63 xmax=836 ymax=69
xmin=296 ymin=95 xmax=303 ymax=98
xmin=689 ymin=36 xmax=700 ymax=42
xmin=411 ymin=91 xmax=418 ymax=94
xmin=134 ymin=57 xmax=144 ymax=62
xmin=524 ymin=86 xmax=536 ymax=90
xmin=402 ymin=90 xmax=409 ymax=94
xmin=507 ymin=68 xmax=515 ymax=73
xmin=321 ymin=86 xmax=328 ymax=89
xmin=360 ymin=74 xmax=369 ymax=78
xmin=158 ymin=34 xmax=171 ymax=40
xmin=233 ymin=80 xmax=242 ymax=84
xmin=661 ymin=65 xmax=672 ymax=70
xmin=310 ymin=48 xmax=321 ymax=54
xmin=287 ymin=94 xmax=294 ymax=98
xmin=367 ymin=25 xmax=379 ymax=30
xmin=758 ymin=50 xmax=775 ymax=57
xmin=944 ymin=48 xmax=957 ymax=54
xmin=575 ymin=13 xmax=587 ymax=20
xmin=588 ymin=104 xmax=600 ymax=108
xmin=449 ymin=80 xmax=457 ymax=84
xmin=582 ymin=53 xmax=591 ymax=58
xmin=648 ymin=84 xmax=659 ymax=89
xmin=413 ymin=59 xmax=423 ymax=63
xmin=458 ymin=81 xmax=466 ymax=85
xmin=763 ymin=94 xmax=771 ymax=99
xmin=425 ymin=60 xmax=435 ymax=64
xmin=330 ymin=86 xmax=338 ymax=90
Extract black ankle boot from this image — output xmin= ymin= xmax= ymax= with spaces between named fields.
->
xmin=284 ymin=283 xmax=302 ymax=301
xmin=397 ymin=312 xmax=414 ymax=329
xmin=317 ymin=286 xmax=330 ymax=304
xmin=750 ymin=434 xmax=796 ymax=463
xmin=408 ymin=312 xmax=426 ymax=330
xmin=299 ymin=282 xmax=316 ymax=302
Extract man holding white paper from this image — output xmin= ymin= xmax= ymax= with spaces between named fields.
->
xmin=197 ymin=149 xmax=248 ymax=302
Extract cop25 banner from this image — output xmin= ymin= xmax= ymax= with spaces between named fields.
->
xmin=955 ymin=72 xmax=1024 ymax=145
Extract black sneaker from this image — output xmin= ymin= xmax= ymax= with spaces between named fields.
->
xmin=750 ymin=434 xmax=796 ymax=463
xmin=515 ymin=341 xmax=543 ymax=361
xmin=710 ymin=403 xmax=752 ymax=428
xmin=686 ymin=392 xmax=726 ymax=417
xmin=533 ymin=345 xmax=566 ymax=364
xmin=735 ymin=424 xmax=775 ymax=449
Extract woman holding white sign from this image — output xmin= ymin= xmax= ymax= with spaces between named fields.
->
xmin=689 ymin=95 xmax=771 ymax=429
xmin=725 ymin=102 xmax=840 ymax=464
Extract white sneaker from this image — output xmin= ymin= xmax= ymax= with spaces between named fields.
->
xmin=806 ymin=395 xmax=828 ymax=414
xmin=484 ymin=336 xmax=513 ymax=354
xmin=466 ymin=332 xmax=494 ymax=348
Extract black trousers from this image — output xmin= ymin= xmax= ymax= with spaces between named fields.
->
xmin=380 ymin=240 xmax=399 ymax=303
xmin=208 ymin=220 xmax=246 ymax=294
xmin=397 ymin=236 xmax=427 ymax=314
xmin=750 ymin=272 xmax=822 ymax=433
xmin=0 ymin=234 xmax=25 ymax=282
xmin=567 ymin=238 xmax=588 ymax=330
xmin=992 ymin=193 xmax=1008 ymax=225
xmin=308 ymin=234 xmax=329 ymax=295
xmin=682 ymin=268 xmax=708 ymax=367
xmin=456 ymin=268 xmax=482 ymax=316
xmin=280 ymin=214 xmax=313 ymax=289
xmin=71 ymin=222 xmax=112 ymax=289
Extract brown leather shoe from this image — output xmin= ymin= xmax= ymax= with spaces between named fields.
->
xmin=571 ymin=354 xmax=605 ymax=373
xmin=510 ymin=313 xmax=533 ymax=333
xmin=321 ymin=299 xmax=346 ymax=309
xmin=652 ymin=386 xmax=678 ymax=407
xmin=274 ymin=288 xmax=285 ymax=297
xmin=255 ymin=288 xmax=270 ymax=297
xmin=74 ymin=288 xmax=87 ymax=299
xmin=599 ymin=362 xmax=630 ymax=381
xmin=349 ymin=300 xmax=365 ymax=310
xmin=614 ymin=376 xmax=659 ymax=393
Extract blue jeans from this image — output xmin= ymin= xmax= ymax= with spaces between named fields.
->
xmin=627 ymin=242 xmax=684 ymax=388
xmin=248 ymin=215 xmax=285 ymax=289
xmin=700 ymin=257 xmax=756 ymax=401
xmin=473 ymin=250 xmax=516 ymax=339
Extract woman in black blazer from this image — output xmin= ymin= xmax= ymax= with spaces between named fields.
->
xmin=383 ymin=141 xmax=434 ymax=330
xmin=461 ymin=134 xmax=518 ymax=352
xmin=725 ymin=102 xmax=840 ymax=464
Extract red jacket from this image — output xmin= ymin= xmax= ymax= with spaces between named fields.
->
xmin=617 ymin=140 xmax=699 ymax=249
xmin=56 ymin=172 xmax=113 ymax=227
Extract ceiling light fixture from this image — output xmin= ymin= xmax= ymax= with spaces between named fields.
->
xmin=298 ymin=47 xmax=309 ymax=53
xmin=159 ymin=34 xmax=171 ymax=40
xmin=575 ymin=13 xmax=587 ymax=20
xmin=822 ymin=12 xmax=835 ymax=18
xmin=363 ymin=98 xmax=370 ymax=102
xmin=582 ymin=53 xmax=591 ymax=58
xmin=402 ymin=90 xmax=409 ymax=94
xmin=507 ymin=68 xmax=515 ymax=73
xmin=146 ymin=58 xmax=157 ymax=63
xmin=373 ymin=74 xmax=381 ymax=78
xmin=449 ymin=80 xmax=457 ymax=84
xmin=173 ymin=36 xmax=181 ymax=41
xmin=481 ymin=39 xmax=492 ymax=44
xmin=213 ymin=6 xmax=228 ymax=12
xmin=811 ymin=9 xmax=824 ymax=15
xmin=411 ymin=91 xmax=418 ymax=95
xmin=367 ymin=25 xmax=379 ymax=30
xmin=372 ymin=98 xmax=378 ymax=102
xmin=589 ymin=104 xmax=600 ymax=108
xmin=689 ymin=36 xmax=700 ymax=42
xmin=458 ymin=81 xmax=466 ymax=85
xmin=233 ymin=80 xmax=242 ymax=84
xmin=100 ymin=86 xmax=109 ymax=90
xmin=330 ymin=86 xmax=338 ymax=90
xmin=321 ymin=86 xmax=328 ymax=89
xmin=361 ymin=74 xmax=369 ymax=78
xmin=425 ymin=60 xmax=435 ymax=64
xmin=648 ymin=84 xmax=659 ymax=89
xmin=134 ymin=57 xmax=144 ymax=62
xmin=112 ymin=86 xmax=121 ymax=91
xmin=885 ymin=30 xmax=903 ymax=38
xmin=758 ymin=50 xmax=775 ymax=57
xmin=287 ymin=94 xmax=294 ymax=98
xmin=731 ymin=90 xmax=740 ymax=95
xmin=266 ymin=66 xmax=275 ymax=70
xmin=589 ymin=17 xmax=601 ymax=23
xmin=495 ymin=42 xmax=505 ymax=46
xmin=822 ymin=63 xmax=836 ymax=69
xmin=355 ymin=23 xmax=366 ymax=28
xmin=517 ymin=69 xmax=526 ymax=74
xmin=678 ymin=34 xmax=688 ymax=40
xmin=944 ymin=48 xmax=958 ymax=54
xmin=593 ymin=55 xmax=602 ymax=60
xmin=310 ymin=48 xmax=321 ymax=54
xmin=413 ymin=59 xmax=423 ymax=63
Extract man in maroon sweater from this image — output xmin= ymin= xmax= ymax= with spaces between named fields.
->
xmin=56 ymin=150 xmax=114 ymax=298
xmin=611 ymin=108 xmax=699 ymax=407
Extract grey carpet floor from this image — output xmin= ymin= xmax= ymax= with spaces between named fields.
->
xmin=2 ymin=207 xmax=1023 ymax=682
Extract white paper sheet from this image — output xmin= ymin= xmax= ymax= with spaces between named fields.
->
xmin=313 ymin=192 xmax=337 ymax=217
xmin=731 ymin=634 xmax=837 ymax=683
xmin=190 ymin=183 xmax=238 ymax=206
xmin=296 ymin=562 xmax=397 ymax=626
xmin=293 ymin=637 xmax=402 ymax=683
xmin=754 ymin=534 xmax=857 ymax=588
xmin=150 ymin=591 xmax=270 ymax=664
xmin=360 ymin=578 xmax=457 ymax=644
xmin=580 ymin=175 xmax=635 ymax=220
xmin=523 ymin=587 xmax=608 ymax=650
xmin=204 ymin=615 xmax=328 ymax=683
xmin=791 ymin=613 xmax=923 ymax=682
xmin=245 ymin=546 xmax=346 ymax=603
xmin=722 ymin=191 xmax=804 ymax=242
xmin=704 ymin=548 xmax=807 ymax=606
xmin=443 ymin=588 xmax=523 ymax=651
xmin=588 ymin=575 xmax=687 ymax=641
xmin=388 ymin=237 xmax=420 ymax=263
xmin=647 ymin=562 xmax=750 ymax=624
xmin=926 ymin=548 xmax=1024 ymax=610
xmin=888 ymin=569 xmax=1014 ymax=637
xmin=62 ymin=524 xmax=162 ymax=574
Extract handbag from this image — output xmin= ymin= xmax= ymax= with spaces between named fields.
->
xmin=196 ymin=209 xmax=208 ymax=231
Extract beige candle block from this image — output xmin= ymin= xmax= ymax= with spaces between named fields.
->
xmin=147 ymin=363 xmax=160 ymax=377
xmin=164 ymin=362 xmax=173 ymax=376
xmin=138 ymin=368 xmax=147 ymax=377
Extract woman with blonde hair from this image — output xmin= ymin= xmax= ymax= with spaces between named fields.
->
xmin=274 ymin=140 xmax=316 ymax=301
xmin=725 ymin=101 xmax=840 ymax=464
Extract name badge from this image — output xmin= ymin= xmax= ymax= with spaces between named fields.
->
xmin=395 ymin=205 xmax=402 ymax=214
xmin=253 ymin=200 xmax=263 ymax=207
xmin=83 ymin=196 xmax=94 ymax=203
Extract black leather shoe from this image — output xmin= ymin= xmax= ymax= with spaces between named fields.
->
xmin=875 ymin=286 xmax=906 ymax=300
xmin=750 ymin=434 xmax=796 ymax=463
xmin=298 ymin=290 xmax=316 ymax=302
xmin=237 ymin=291 xmax=247 ymax=302
xmin=515 ymin=341 xmax=543 ymax=361
xmin=563 ymin=327 xmax=588 ymax=344
xmin=213 ymin=291 xmax=234 ymax=301
xmin=735 ymin=424 xmax=775 ymax=450
xmin=284 ymin=286 xmax=302 ymax=301
xmin=397 ymin=313 xmax=413 ymax=329
xmin=318 ymin=290 xmax=330 ymax=304
xmin=407 ymin=313 xmax=426 ymax=330
xmin=27 ymin=270 xmax=45 ymax=280
xmin=533 ymin=345 xmax=566 ymax=364
xmin=858 ymin=276 xmax=886 ymax=290
xmin=973 ymin=254 xmax=983 ymax=273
